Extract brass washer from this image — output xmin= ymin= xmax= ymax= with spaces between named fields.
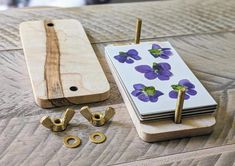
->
xmin=63 ymin=135 xmax=81 ymax=148
xmin=89 ymin=132 xmax=106 ymax=144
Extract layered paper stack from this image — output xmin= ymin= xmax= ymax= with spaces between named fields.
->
xmin=105 ymin=41 xmax=217 ymax=121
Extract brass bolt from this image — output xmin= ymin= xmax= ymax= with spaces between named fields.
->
xmin=40 ymin=108 xmax=75 ymax=132
xmin=80 ymin=106 xmax=115 ymax=127
xmin=134 ymin=18 xmax=142 ymax=44
xmin=174 ymin=89 xmax=186 ymax=124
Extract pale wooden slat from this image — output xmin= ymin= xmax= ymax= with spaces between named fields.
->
xmin=20 ymin=19 xmax=110 ymax=108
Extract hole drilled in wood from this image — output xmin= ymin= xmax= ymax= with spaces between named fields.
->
xmin=47 ymin=23 xmax=54 ymax=27
xmin=70 ymin=86 xmax=78 ymax=91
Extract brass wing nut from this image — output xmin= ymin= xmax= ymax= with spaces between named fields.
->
xmin=40 ymin=108 xmax=75 ymax=132
xmin=80 ymin=106 xmax=115 ymax=127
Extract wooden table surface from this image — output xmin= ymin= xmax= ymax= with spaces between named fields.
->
xmin=0 ymin=0 xmax=235 ymax=165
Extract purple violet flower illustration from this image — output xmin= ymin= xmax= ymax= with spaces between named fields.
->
xmin=131 ymin=83 xmax=164 ymax=102
xmin=169 ymin=79 xmax=197 ymax=100
xmin=114 ymin=49 xmax=141 ymax=64
xmin=135 ymin=62 xmax=173 ymax=80
xmin=148 ymin=44 xmax=172 ymax=59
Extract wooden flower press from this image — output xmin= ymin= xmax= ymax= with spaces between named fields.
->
xmin=107 ymin=18 xmax=216 ymax=142
xmin=20 ymin=18 xmax=216 ymax=142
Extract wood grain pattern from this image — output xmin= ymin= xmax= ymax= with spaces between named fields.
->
xmin=20 ymin=19 xmax=110 ymax=108
xmin=44 ymin=20 xmax=64 ymax=99
xmin=1 ymin=31 xmax=235 ymax=165
xmin=0 ymin=32 xmax=234 ymax=165
xmin=0 ymin=0 xmax=235 ymax=165
xmin=1 ymin=0 xmax=235 ymax=50
xmin=116 ymin=144 xmax=235 ymax=166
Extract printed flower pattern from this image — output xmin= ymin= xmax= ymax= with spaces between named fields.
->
xmin=148 ymin=44 xmax=172 ymax=59
xmin=169 ymin=79 xmax=197 ymax=100
xmin=131 ymin=84 xmax=164 ymax=102
xmin=114 ymin=49 xmax=141 ymax=64
xmin=135 ymin=62 xmax=173 ymax=80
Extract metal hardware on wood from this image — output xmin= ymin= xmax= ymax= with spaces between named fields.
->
xmin=40 ymin=108 xmax=75 ymax=132
xmin=134 ymin=18 xmax=142 ymax=44
xmin=174 ymin=89 xmax=186 ymax=124
xmin=80 ymin=106 xmax=115 ymax=127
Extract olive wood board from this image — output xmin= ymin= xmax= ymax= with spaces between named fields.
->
xmin=105 ymin=47 xmax=216 ymax=142
xmin=19 ymin=19 xmax=110 ymax=108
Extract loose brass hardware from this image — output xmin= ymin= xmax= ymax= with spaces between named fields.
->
xmin=80 ymin=106 xmax=115 ymax=127
xmin=63 ymin=135 xmax=81 ymax=148
xmin=89 ymin=132 xmax=106 ymax=144
xmin=40 ymin=108 xmax=75 ymax=132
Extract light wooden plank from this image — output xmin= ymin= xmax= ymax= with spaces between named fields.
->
xmin=20 ymin=19 xmax=110 ymax=108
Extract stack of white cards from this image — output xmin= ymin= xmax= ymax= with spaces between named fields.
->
xmin=105 ymin=41 xmax=217 ymax=121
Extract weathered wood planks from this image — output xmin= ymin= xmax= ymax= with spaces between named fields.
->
xmin=1 ymin=0 xmax=235 ymax=49
xmin=117 ymin=144 xmax=235 ymax=166
xmin=0 ymin=31 xmax=235 ymax=165
xmin=0 ymin=0 xmax=235 ymax=165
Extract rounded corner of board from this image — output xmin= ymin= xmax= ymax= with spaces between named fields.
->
xmin=101 ymin=84 xmax=111 ymax=98
xmin=34 ymin=96 xmax=52 ymax=109
xmin=19 ymin=22 xmax=28 ymax=33
xmin=87 ymin=86 xmax=111 ymax=102
xmin=208 ymin=116 xmax=216 ymax=127
xmin=67 ymin=19 xmax=82 ymax=24
xmin=19 ymin=21 xmax=28 ymax=28
xmin=100 ymin=89 xmax=111 ymax=101
xmin=203 ymin=116 xmax=216 ymax=132
xmin=138 ymin=132 xmax=159 ymax=143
